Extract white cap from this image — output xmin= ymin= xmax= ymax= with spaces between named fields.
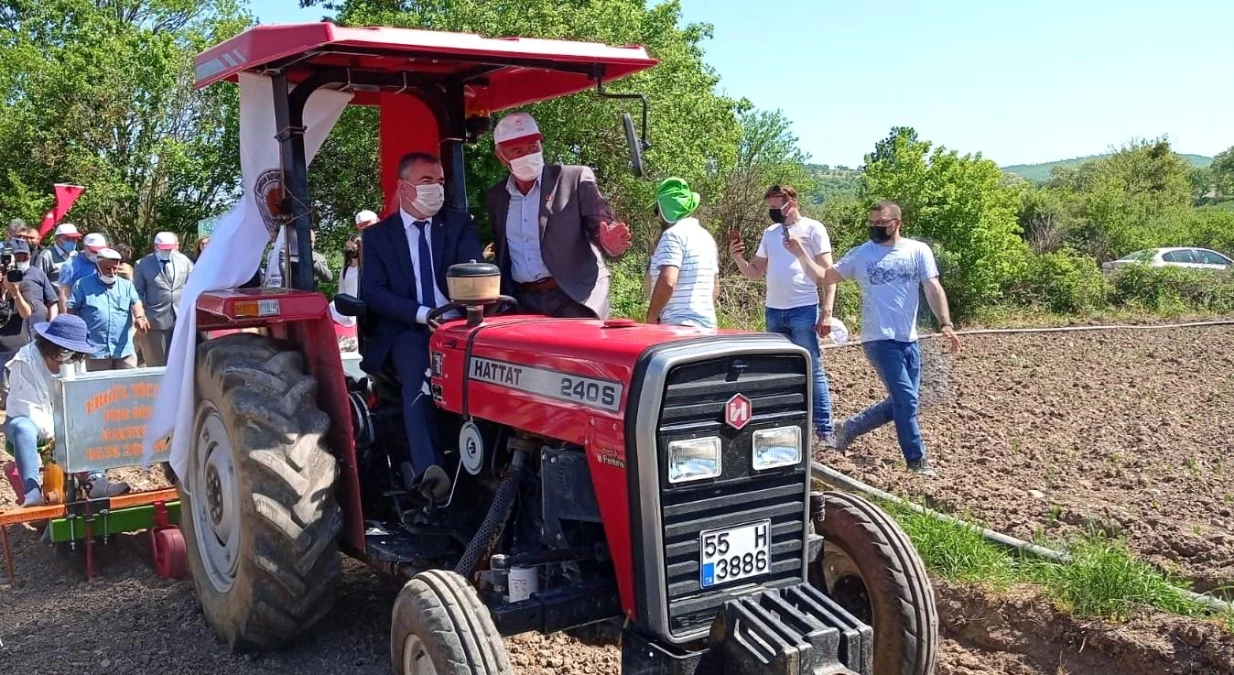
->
xmin=96 ymin=247 xmax=122 ymax=261
xmin=355 ymin=210 xmax=378 ymax=226
xmin=54 ymin=223 xmax=82 ymax=238
xmin=83 ymin=232 xmax=107 ymax=250
xmin=154 ymin=231 xmax=178 ymax=250
xmin=493 ymin=112 xmax=542 ymax=146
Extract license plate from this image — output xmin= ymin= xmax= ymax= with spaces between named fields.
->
xmin=699 ymin=519 xmax=771 ymax=589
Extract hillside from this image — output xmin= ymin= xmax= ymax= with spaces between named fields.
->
xmin=1003 ymin=153 xmax=1212 ymax=182
xmin=805 ymin=163 xmax=862 ymax=203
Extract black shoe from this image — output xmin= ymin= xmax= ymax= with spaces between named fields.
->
xmin=417 ymin=464 xmax=452 ymax=502
xmin=906 ymin=457 xmax=937 ymax=477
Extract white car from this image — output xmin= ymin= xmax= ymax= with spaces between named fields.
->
xmin=1102 ymin=247 xmax=1232 ymax=273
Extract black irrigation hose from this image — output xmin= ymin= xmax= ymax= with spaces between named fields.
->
xmin=810 ymin=461 xmax=1234 ymax=614
xmin=820 ymin=317 xmax=1234 ymax=351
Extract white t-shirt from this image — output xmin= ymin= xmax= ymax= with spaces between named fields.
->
xmin=649 ymin=217 xmax=718 ymax=329
xmin=834 ymin=238 xmax=939 ymax=343
xmin=755 ymin=217 xmax=831 ymax=310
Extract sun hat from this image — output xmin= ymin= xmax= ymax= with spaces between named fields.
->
xmin=33 ymin=315 xmax=98 ymax=354
xmin=10 ymin=240 xmax=30 ymax=255
xmin=354 ymin=210 xmax=378 ymax=227
xmin=96 ymin=248 xmax=122 ymax=261
xmin=653 ymin=177 xmax=701 ymax=224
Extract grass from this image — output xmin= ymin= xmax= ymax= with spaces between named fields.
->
xmin=878 ymin=498 xmax=1234 ymax=630
xmin=1030 ymin=534 xmax=1200 ymax=620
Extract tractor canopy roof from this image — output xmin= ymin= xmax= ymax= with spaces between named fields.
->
xmin=195 ymin=22 xmax=658 ymax=110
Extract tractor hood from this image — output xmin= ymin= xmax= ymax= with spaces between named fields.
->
xmin=429 ymin=316 xmax=724 ymax=428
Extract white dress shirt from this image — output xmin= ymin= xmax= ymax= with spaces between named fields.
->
xmin=505 ymin=177 xmax=551 ymax=283
xmin=5 ymin=342 xmax=55 ymax=439
xmin=400 ymin=208 xmax=449 ymax=324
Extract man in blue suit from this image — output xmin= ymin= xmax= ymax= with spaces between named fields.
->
xmin=360 ymin=152 xmax=483 ymax=498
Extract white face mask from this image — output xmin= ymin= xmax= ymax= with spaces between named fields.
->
xmin=411 ymin=183 xmax=445 ymax=217
xmin=509 ymin=152 xmax=545 ymax=182
xmin=98 ymin=273 xmax=116 ymax=284
xmin=84 ymin=251 xmax=99 ymax=263
xmin=155 ymin=249 xmax=171 ymax=261
xmin=15 ymin=261 xmax=29 ymax=272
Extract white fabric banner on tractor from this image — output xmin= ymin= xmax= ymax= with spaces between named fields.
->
xmin=142 ymin=73 xmax=352 ymax=477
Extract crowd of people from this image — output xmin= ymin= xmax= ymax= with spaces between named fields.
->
xmin=3 ymin=110 xmax=962 ymax=509
xmin=1 ymin=220 xmax=201 ymax=505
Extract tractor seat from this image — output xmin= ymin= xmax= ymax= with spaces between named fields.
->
xmin=334 ymin=293 xmax=402 ymax=402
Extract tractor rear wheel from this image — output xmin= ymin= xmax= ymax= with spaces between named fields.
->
xmin=180 ymin=333 xmax=342 ymax=652
xmin=390 ymin=569 xmax=512 ymax=675
xmin=812 ymin=491 xmax=938 ymax=675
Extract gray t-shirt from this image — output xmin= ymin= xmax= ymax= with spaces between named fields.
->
xmin=834 ymin=238 xmax=938 ymax=342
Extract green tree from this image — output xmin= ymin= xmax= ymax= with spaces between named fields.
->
xmin=0 ymin=0 xmax=250 ymax=249
xmin=860 ymin=127 xmax=1027 ymax=318
xmin=1212 ymin=145 xmax=1234 ymax=199
xmin=1042 ymin=139 xmax=1200 ymax=260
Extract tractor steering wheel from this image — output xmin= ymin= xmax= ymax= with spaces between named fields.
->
xmin=425 ymin=296 xmax=520 ymax=332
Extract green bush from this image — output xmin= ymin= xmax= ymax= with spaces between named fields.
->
xmin=1110 ymin=264 xmax=1234 ymax=313
xmin=1013 ymin=249 xmax=1109 ymax=314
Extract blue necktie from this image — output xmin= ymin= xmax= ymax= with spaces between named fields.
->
xmin=415 ymin=220 xmax=434 ymax=306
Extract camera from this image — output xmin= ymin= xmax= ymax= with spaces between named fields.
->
xmin=0 ymin=244 xmax=20 ymax=283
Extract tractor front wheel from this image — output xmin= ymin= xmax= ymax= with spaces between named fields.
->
xmin=180 ymin=333 xmax=342 ymax=652
xmin=390 ymin=570 xmax=512 ymax=675
xmin=812 ymin=491 xmax=938 ymax=675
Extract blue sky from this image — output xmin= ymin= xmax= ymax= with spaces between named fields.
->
xmin=248 ymin=0 xmax=1233 ymax=167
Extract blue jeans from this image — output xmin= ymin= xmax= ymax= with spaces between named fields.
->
xmin=5 ymin=416 xmax=41 ymax=494
xmin=765 ymin=305 xmax=833 ymax=435
xmin=846 ymin=339 xmax=926 ymax=463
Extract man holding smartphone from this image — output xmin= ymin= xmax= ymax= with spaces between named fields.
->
xmin=729 ymin=184 xmax=837 ymax=443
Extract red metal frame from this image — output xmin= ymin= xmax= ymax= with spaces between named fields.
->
xmin=194 ymin=22 xmax=657 ymax=111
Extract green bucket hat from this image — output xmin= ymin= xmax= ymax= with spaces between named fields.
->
xmin=653 ymin=177 xmax=700 ymax=224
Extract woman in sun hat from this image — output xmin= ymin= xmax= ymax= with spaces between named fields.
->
xmin=4 ymin=314 xmax=129 ymax=506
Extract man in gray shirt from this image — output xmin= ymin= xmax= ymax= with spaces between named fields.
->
xmin=134 ymin=232 xmax=193 ymax=367
xmin=787 ymin=200 xmax=961 ymax=476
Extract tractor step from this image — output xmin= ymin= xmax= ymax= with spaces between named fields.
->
xmin=621 ymin=584 xmax=873 ymax=675
xmin=362 ymin=524 xmax=459 ymax=570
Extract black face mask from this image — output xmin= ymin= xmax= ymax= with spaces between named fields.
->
xmin=868 ymin=226 xmax=894 ymax=243
xmin=769 ymin=208 xmax=786 ymax=224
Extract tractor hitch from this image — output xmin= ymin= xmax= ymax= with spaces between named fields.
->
xmin=621 ymin=584 xmax=872 ymax=675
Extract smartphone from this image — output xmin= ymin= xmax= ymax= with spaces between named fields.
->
xmin=728 ymin=228 xmax=742 ymax=248
xmin=780 ymin=224 xmax=791 ymax=243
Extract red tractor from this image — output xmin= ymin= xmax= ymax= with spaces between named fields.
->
xmin=185 ymin=22 xmax=937 ymax=675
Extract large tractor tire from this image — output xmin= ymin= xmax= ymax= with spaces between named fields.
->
xmin=812 ymin=491 xmax=938 ymax=675
xmin=180 ymin=333 xmax=342 ymax=652
xmin=390 ymin=569 xmax=512 ymax=675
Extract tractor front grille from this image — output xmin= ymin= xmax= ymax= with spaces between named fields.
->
xmin=656 ymin=353 xmax=810 ymax=637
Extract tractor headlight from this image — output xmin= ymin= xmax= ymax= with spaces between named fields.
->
xmin=667 ymin=437 xmax=722 ymax=484
xmin=752 ymin=426 xmax=801 ymax=471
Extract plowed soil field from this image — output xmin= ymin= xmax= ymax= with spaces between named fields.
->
xmin=3 ymin=323 xmax=1233 ymax=674
xmin=819 ymin=324 xmax=1234 ymax=594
